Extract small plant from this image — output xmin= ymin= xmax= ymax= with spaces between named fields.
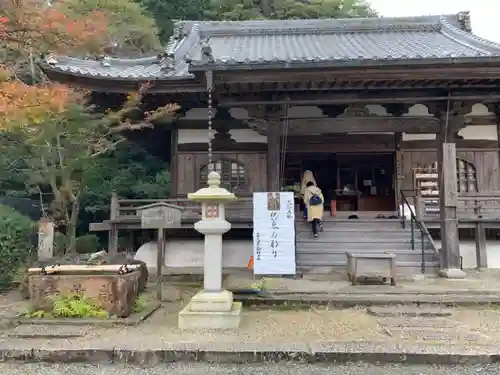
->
xmin=50 ymin=293 xmax=109 ymax=318
xmin=24 ymin=293 xmax=109 ymax=319
xmin=132 ymin=294 xmax=147 ymax=314
xmin=25 ymin=309 xmax=46 ymax=319
xmin=249 ymin=278 xmax=267 ymax=292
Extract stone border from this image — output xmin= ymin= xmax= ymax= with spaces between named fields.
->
xmin=0 ymin=341 xmax=498 ymax=365
xmin=11 ymin=302 xmax=161 ymax=327
xmin=236 ymin=294 xmax=500 ymax=308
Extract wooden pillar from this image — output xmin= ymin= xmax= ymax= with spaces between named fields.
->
xmin=496 ymin=111 xmax=500 ymax=189
xmin=394 ymin=132 xmax=403 ymax=211
xmin=170 ymin=127 xmax=179 ymax=197
xmin=475 ymin=222 xmax=487 ymax=269
xmin=437 ymin=118 xmax=465 ymax=278
xmin=267 ymin=121 xmax=281 ymax=192
xmin=108 ymin=191 xmax=119 ymax=256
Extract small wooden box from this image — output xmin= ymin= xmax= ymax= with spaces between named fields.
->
xmin=345 ymin=252 xmax=396 ymax=286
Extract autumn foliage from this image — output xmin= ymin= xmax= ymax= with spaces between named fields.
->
xmin=1 ymin=0 xmax=109 ymax=55
xmin=0 ymin=81 xmax=84 ymax=128
xmin=0 ymin=0 xmax=111 ymax=130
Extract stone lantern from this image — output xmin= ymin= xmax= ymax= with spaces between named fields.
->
xmin=178 ymin=171 xmax=242 ymax=329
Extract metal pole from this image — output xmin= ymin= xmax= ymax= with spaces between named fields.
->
xmin=156 ymin=228 xmax=164 ymax=301
xmin=421 ymin=230 xmax=425 ymax=274
xmin=206 ymin=71 xmax=214 ymax=171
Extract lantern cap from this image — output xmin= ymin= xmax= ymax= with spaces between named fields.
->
xmin=188 ymin=171 xmax=237 ymax=201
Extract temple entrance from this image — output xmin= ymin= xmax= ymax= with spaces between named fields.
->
xmin=284 ymin=153 xmax=396 ymax=213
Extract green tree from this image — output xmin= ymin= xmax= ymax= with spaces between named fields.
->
xmin=139 ymin=0 xmax=211 ymax=43
xmin=205 ymin=0 xmax=377 ymax=21
xmin=0 ymin=205 xmax=35 ymax=290
xmin=78 ymin=142 xmax=171 ymax=236
xmin=58 ymin=0 xmax=161 ymax=55
xmin=140 ymin=0 xmax=376 ymax=43
xmin=0 ymin=95 xmax=179 ymax=253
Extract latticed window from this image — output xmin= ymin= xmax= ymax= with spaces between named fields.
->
xmin=416 ymin=159 xmax=477 ymax=193
xmin=456 ymin=159 xmax=477 ymax=192
xmin=199 ymin=159 xmax=247 ymax=192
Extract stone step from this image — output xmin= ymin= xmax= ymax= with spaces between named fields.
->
xmin=296 ymin=234 xmax=427 ymax=243
xmin=367 ymin=306 xmax=454 ymax=317
xmin=296 ymin=251 xmax=438 ymax=264
xmin=296 ymin=219 xmax=403 ymax=226
xmin=387 ymin=327 xmax=489 ymax=342
xmin=296 ymin=220 xmax=404 ymax=225
xmin=295 ymin=226 xmax=414 ymax=233
xmin=296 ymin=241 xmax=431 ymax=251
xmin=375 ymin=317 xmax=463 ymax=329
xmin=8 ymin=325 xmax=89 ymax=339
xmin=296 ymin=262 xmax=440 ymax=276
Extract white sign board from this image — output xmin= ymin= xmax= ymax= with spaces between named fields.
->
xmin=140 ymin=205 xmax=182 ymax=229
xmin=252 ymin=192 xmax=296 ymax=275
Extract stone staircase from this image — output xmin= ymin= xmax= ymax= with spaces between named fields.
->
xmin=295 ymin=217 xmax=440 ymax=277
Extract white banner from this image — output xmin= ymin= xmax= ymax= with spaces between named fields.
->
xmin=252 ymin=192 xmax=296 ymax=275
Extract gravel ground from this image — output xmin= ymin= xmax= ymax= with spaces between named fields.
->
xmin=454 ymin=308 xmax=500 ymax=341
xmin=0 ymin=362 xmax=498 ymax=375
xmin=0 ymin=307 xmax=385 ymax=349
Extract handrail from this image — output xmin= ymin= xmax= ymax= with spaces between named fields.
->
xmin=112 ymin=196 xmax=254 ymax=219
xmin=400 ymin=190 xmax=439 ymax=274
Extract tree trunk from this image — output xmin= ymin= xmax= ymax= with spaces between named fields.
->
xmin=260 ymin=0 xmax=272 ymax=17
xmin=65 ymin=200 xmax=80 ymax=254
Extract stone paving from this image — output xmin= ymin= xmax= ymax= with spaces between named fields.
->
xmin=0 ymin=271 xmax=499 ymax=365
xmin=0 ymin=297 xmax=497 ymax=365
xmin=0 ymin=303 xmax=498 ymax=349
xmin=224 ymin=269 xmax=500 ymax=295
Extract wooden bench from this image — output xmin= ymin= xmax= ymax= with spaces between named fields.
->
xmin=345 ymin=252 xmax=397 ymax=286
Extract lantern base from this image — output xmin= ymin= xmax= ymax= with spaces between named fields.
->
xmin=178 ymin=301 xmax=242 ymax=330
xmin=189 ymin=290 xmax=234 ymax=312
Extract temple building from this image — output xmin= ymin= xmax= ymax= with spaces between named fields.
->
xmin=41 ymin=12 xmax=500 ymax=278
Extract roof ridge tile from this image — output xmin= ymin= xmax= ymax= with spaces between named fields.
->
xmin=439 ymin=14 xmax=500 ymax=55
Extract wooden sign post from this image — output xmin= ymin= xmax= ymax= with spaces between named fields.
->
xmin=138 ymin=202 xmax=183 ymax=300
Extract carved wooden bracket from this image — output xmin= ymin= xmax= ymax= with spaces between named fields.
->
xmin=245 ymin=104 xmax=285 ymax=120
xmin=425 ymin=101 xmax=474 ymax=118
xmin=486 ymin=102 xmax=500 ymax=117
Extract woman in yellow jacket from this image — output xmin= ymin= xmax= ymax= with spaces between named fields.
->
xmin=303 ymin=181 xmax=324 ymax=238
xmin=300 ymin=170 xmax=316 ymax=220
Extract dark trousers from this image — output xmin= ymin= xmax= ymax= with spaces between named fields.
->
xmin=311 ymin=219 xmax=320 ymax=235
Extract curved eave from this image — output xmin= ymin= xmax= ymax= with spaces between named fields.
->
xmin=189 ymin=55 xmax=500 ymax=72
xmin=41 ymin=65 xmax=206 ymax=94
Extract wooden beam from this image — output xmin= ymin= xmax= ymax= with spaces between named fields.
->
xmin=216 ymin=66 xmax=500 ymax=84
xmin=218 ymin=90 xmax=500 ymax=106
xmin=402 ymin=139 xmax=499 ymax=150
xmin=249 ymin=116 xmax=440 ymax=134
xmin=176 ymin=115 xmax=498 ymax=130
xmin=221 ymin=80 xmax=500 ymax=93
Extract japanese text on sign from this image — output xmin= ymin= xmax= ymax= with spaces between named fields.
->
xmin=252 ymin=192 xmax=296 ymax=275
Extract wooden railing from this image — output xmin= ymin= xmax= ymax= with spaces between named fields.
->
xmin=400 ymin=190 xmax=439 ymax=273
xmin=416 ymin=192 xmax=500 ymax=221
xmin=414 ymin=191 xmax=500 ymax=269
xmin=110 ymin=193 xmax=254 ymax=223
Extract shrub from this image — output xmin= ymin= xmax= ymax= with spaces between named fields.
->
xmin=75 ymin=234 xmax=100 ymax=253
xmin=54 ymin=233 xmax=101 ymax=254
xmin=0 ymin=205 xmax=36 ymax=290
xmin=54 ymin=232 xmax=68 ymax=256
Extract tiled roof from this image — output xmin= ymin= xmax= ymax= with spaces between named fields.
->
xmin=40 ymin=12 xmax=500 ymax=79
xmin=40 ymin=55 xmax=193 ymax=80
